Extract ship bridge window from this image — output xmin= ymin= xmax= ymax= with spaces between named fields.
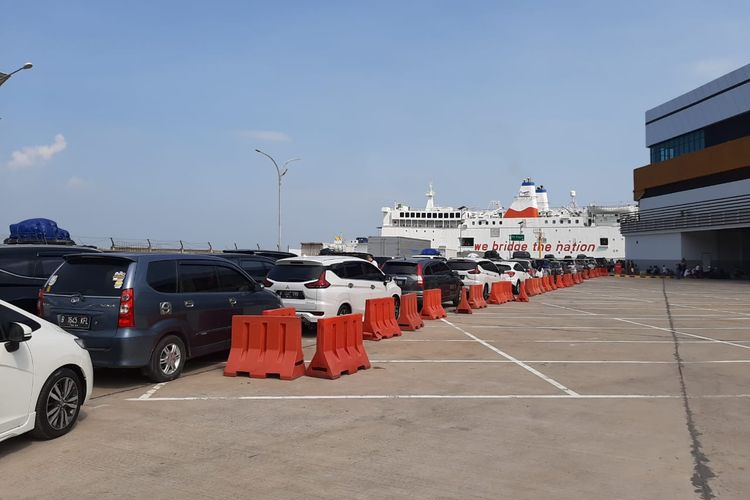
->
xmin=471 ymin=222 xmax=475 ymax=225
xmin=410 ymin=212 xmax=415 ymax=218
xmin=575 ymin=219 xmax=579 ymax=224
xmin=552 ymin=220 xmax=556 ymax=224
xmin=545 ymin=220 xmax=548 ymax=224
xmin=600 ymin=238 xmax=609 ymax=246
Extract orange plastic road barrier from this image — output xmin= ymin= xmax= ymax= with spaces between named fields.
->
xmin=398 ymin=293 xmax=424 ymax=331
xmin=550 ymin=275 xmax=558 ymax=290
xmin=306 ymin=313 xmax=370 ymax=379
xmin=468 ymin=284 xmax=488 ymax=309
xmin=262 ymin=307 xmax=297 ymax=317
xmin=456 ymin=287 xmax=473 ymax=313
xmin=556 ymin=274 xmax=565 ymax=288
xmin=515 ymin=279 xmax=530 ymax=302
xmin=526 ymin=279 xmax=536 ymax=297
xmin=421 ymin=288 xmax=447 ymax=320
xmin=488 ymin=281 xmax=508 ymax=305
xmin=543 ymin=276 xmax=553 ymax=292
xmin=224 ymin=315 xmax=305 ymax=380
xmin=575 ymin=273 xmax=582 ymax=284
xmin=363 ymin=296 xmax=402 ymax=341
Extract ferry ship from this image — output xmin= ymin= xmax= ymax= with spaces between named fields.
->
xmin=379 ymin=179 xmax=637 ymax=259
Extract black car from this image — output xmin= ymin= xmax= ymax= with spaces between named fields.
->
xmin=40 ymin=253 xmax=282 ymax=381
xmin=0 ymin=244 xmax=101 ymax=314
xmin=218 ymin=253 xmax=276 ymax=282
xmin=382 ymin=258 xmax=463 ymax=306
xmin=222 ymin=249 xmax=297 ymax=261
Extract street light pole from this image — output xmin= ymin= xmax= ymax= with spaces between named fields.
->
xmin=0 ymin=62 xmax=33 ymax=88
xmin=255 ymin=149 xmax=301 ymax=251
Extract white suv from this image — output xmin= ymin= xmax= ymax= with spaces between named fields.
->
xmin=1 ymin=299 xmax=93 ymax=443
xmin=496 ymin=260 xmax=530 ymax=294
xmin=447 ymin=258 xmax=508 ymax=299
xmin=264 ymin=256 xmax=402 ymax=324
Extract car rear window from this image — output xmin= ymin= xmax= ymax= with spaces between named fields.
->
xmin=382 ymin=262 xmax=418 ymax=275
xmin=496 ymin=264 xmax=511 ymax=272
xmin=447 ymin=261 xmax=477 ymax=271
xmin=268 ymin=263 xmax=324 ymax=282
xmin=514 ymin=261 xmax=530 ymax=271
xmin=47 ymin=259 xmax=130 ymax=296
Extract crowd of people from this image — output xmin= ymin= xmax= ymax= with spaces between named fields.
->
xmin=616 ymin=258 xmax=746 ymax=279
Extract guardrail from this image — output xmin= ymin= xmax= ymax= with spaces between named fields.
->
xmin=621 ymin=194 xmax=750 ymax=234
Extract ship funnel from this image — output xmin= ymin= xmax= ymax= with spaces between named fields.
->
xmin=504 ymin=178 xmax=539 ymax=218
xmin=536 ymin=185 xmax=549 ymax=212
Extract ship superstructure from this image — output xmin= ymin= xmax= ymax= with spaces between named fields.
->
xmin=380 ymin=179 xmax=636 ymax=259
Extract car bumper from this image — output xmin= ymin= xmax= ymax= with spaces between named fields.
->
xmin=79 ymin=330 xmax=158 ymax=369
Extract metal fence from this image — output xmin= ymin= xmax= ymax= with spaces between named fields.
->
xmin=620 ymin=193 xmax=750 ymax=234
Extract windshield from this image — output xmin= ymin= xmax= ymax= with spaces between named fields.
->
xmin=382 ymin=262 xmax=418 ymax=275
xmin=47 ymin=258 xmax=130 ymax=296
xmin=448 ymin=261 xmax=477 ymax=271
xmin=267 ymin=263 xmax=324 ymax=282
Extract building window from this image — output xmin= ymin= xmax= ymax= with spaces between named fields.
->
xmin=600 ymin=238 xmax=609 ymax=246
xmin=650 ymin=129 xmax=705 ymax=163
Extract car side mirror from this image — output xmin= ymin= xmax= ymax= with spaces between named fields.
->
xmin=6 ymin=322 xmax=32 ymax=343
xmin=384 ymin=275 xmax=393 ymax=284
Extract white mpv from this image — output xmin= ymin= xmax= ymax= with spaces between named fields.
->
xmin=264 ymin=256 xmax=402 ymax=324
xmin=447 ymin=258 xmax=509 ymax=299
xmin=0 ymin=299 xmax=93 ymax=443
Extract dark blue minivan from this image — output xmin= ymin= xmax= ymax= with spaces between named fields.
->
xmin=40 ymin=253 xmax=283 ymax=381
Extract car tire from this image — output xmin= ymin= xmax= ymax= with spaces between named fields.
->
xmin=483 ymin=284 xmax=490 ymax=300
xmin=336 ymin=304 xmax=351 ymax=316
xmin=31 ymin=367 xmax=83 ymax=440
xmin=513 ymin=281 xmax=520 ymax=295
xmin=392 ymin=295 xmax=400 ymax=319
xmin=146 ymin=335 xmax=186 ymax=382
xmin=452 ymin=289 xmax=461 ymax=307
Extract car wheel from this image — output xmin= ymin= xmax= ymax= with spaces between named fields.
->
xmin=513 ymin=281 xmax=520 ymax=295
xmin=31 ymin=367 xmax=83 ymax=440
xmin=146 ymin=335 xmax=186 ymax=382
xmin=452 ymin=289 xmax=461 ymax=307
xmin=392 ymin=295 xmax=400 ymax=318
xmin=483 ymin=284 xmax=490 ymax=300
xmin=336 ymin=304 xmax=351 ymax=316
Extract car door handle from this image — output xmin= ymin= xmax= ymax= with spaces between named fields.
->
xmin=348 ymin=283 xmax=354 ymax=288
xmin=184 ymin=300 xmax=195 ymax=308
xmin=229 ymin=297 xmax=237 ymax=306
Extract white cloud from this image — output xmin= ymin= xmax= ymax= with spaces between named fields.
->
xmin=686 ymin=58 xmax=744 ymax=83
xmin=6 ymin=134 xmax=67 ymax=170
xmin=65 ymin=176 xmax=90 ymax=190
xmin=239 ymin=130 xmax=291 ymax=142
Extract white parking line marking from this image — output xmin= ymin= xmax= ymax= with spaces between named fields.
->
xmin=127 ymin=393 xmax=750 ymax=402
xmin=613 ymin=318 xmax=750 ymax=350
xmin=440 ymin=318 xmax=579 ymax=396
xmin=136 ymin=382 xmax=168 ymax=400
xmin=370 ymin=359 xmax=750 ymax=364
xmin=540 ymin=303 xmax=599 ymax=315
xmin=533 ymin=339 xmax=750 ymax=343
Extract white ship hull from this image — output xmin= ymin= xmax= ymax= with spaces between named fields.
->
xmin=380 ymin=180 xmax=634 ymax=259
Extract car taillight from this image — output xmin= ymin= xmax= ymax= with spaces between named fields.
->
xmin=416 ymin=264 xmax=424 ymax=288
xmin=468 ymin=266 xmax=481 ymax=275
xmin=263 ymin=278 xmax=273 ymax=287
xmin=305 ymin=270 xmax=331 ymax=289
xmin=36 ymin=288 xmax=45 ymax=316
xmin=506 ymin=271 xmax=515 ymax=277
xmin=118 ymin=288 xmax=135 ymax=328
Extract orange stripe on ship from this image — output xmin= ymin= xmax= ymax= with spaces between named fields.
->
xmin=503 ymin=207 xmax=539 ymax=218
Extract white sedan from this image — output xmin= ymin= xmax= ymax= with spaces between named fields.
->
xmin=0 ymin=299 xmax=93 ymax=443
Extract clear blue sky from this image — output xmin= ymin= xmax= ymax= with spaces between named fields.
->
xmin=2 ymin=1 xmax=749 ymax=249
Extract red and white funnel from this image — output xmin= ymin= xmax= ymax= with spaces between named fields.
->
xmin=504 ymin=178 xmax=539 ymax=218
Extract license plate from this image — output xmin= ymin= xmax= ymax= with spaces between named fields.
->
xmin=277 ymin=290 xmax=304 ymax=300
xmin=58 ymin=314 xmax=91 ymax=330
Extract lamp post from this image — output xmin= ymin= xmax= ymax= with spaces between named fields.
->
xmin=0 ymin=62 xmax=33 ymax=88
xmin=255 ymin=149 xmax=301 ymax=251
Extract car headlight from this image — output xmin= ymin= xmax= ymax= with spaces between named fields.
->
xmin=74 ymin=337 xmax=86 ymax=349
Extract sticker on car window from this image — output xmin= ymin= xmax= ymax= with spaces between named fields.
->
xmin=112 ymin=271 xmax=126 ymax=289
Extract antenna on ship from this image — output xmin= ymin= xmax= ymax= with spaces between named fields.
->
xmin=569 ymin=190 xmax=578 ymax=209
xmin=425 ymin=182 xmax=435 ymax=211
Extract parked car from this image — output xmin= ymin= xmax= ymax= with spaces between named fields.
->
xmin=547 ymin=260 xmax=564 ymax=276
xmin=39 ymin=253 xmax=282 ymax=381
xmin=222 ymin=249 xmax=297 ymax=261
xmin=382 ymin=258 xmax=463 ymax=306
xmin=447 ymin=258 xmax=506 ymax=299
xmin=509 ymin=258 xmax=539 ymax=278
xmin=264 ymin=256 xmax=401 ymax=325
xmin=218 ymin=253 xmax=276 ymax=282
xmin=1 ymin=299 xmax=93 ymax=442
xmin=0 ymin=244 xmax=101 ymax=314
xmin=496 ymin=260 xmax=530 ymax=294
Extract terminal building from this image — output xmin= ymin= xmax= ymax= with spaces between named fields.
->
xmin=623 ymin=64 xmax=750 ymax=276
